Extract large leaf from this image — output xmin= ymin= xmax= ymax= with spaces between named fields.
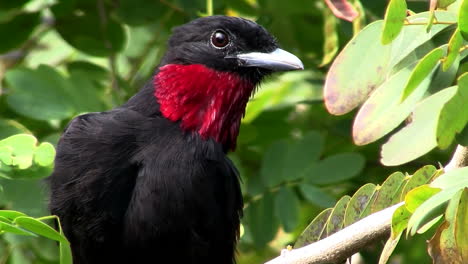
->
xmin=5 ymin=66 xmax=75 ymax=121
xmin=401 ymin=47 xmax=445 ymax=101
xmin=0 ymin=134 xmax=37 ymax=169
xmin=352 ymin=63 xmax=431 ymax=145
xmin=0 ymin=12 xmax=39 ymax=53
xmin=54 ymin=6 xmax=126 ymax=57
xmin=14 ymin=217 xmax=68 ymax=244
xmin=306 ymin=152 xmax=365 ymax=185
xmin=295 ymin=208 xmax=333 ymax=247
xmin=246 ymin=192 xmax=279 ymax=248
xmin=115 ymin=0 xmax=168 ymax=26
xmin=381 ymin=87 xmax=457 ymax=165
xmin=324 ymin=11 xmax=456 ymax=115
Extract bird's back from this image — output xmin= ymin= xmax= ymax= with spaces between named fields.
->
xmin=48 ymin=107 xmax=243 ymax=263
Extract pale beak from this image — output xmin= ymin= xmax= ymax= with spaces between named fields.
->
xmin=230 ymin=48 xmax=304 ymax=71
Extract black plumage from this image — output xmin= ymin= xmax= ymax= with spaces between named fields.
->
xmin=47 ymin=15 xmax=302 ymax=264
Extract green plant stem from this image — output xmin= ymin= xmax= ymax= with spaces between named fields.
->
xmin=207 ymin=0 xmax=213 ymax=16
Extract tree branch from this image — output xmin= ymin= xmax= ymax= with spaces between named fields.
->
xmin=265 ymin=144 xmax=468 ymax=264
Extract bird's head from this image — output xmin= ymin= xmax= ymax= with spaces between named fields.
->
xmin=154 ymin=15 xmax=303 ymax=151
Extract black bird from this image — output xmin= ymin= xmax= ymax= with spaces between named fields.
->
xmin=48 ymin=15 xmax=303 ymax=264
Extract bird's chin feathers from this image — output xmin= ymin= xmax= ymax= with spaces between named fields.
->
xmin=154 ymin=64 xmax=255 ymax=151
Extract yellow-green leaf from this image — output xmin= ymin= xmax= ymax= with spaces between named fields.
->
xmin=381 ymin=0 xmax=407 ymax=44
xmin=460 ymin=0 xmax=468 ymax=40
xmin=443 ymin=29 xmax=464 ymax=71
xmin=401 ymin=47 xmax=445 ymax=102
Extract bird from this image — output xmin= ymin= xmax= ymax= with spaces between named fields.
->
xmin=47 ymin=15 xmax=303 ymax=264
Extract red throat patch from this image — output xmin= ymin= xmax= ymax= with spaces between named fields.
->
xmin=154 ymin=64 xmax=255 ymax=150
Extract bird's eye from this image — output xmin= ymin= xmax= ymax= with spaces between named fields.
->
xmin=211 ymin=30 xmax=229 ymax=48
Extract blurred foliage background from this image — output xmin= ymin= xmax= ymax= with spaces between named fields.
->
xmin=0 ymin=0 xmax=459 ymax=263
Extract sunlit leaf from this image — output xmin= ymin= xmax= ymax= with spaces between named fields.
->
xmin=400 ymin=166 xmax=438 ymax=200
xmin=34 ymin=143 xmax=56 ymax=167
xmin=443 ymin=29 xmax=464 ymax=71
xmin=381 ymin=87 xmax=456 ymax=165
xmin=391 ymin=205 xmax=411 ymax=238
xmin=324 ymin=11 xmax=455 ymax=116
xmin=405 ymin=185 xmax=441 ymax=213
xmin=401 ymin=47 xmax=445 ymax=102
xmin=14 ymin=217 xmax=68 ymax=243
xmin=381 ymin=0 xmax=407 ymax=45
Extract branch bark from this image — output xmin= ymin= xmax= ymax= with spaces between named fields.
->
xmin=265 ymin=145 xmax=468 ymax=264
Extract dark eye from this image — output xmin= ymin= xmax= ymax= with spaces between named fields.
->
xmin=211 ymin=30 xmax=229 ymax=48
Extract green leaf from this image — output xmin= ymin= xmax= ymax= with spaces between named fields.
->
xmin=431 ymin=167 xmax=468 ymax=190
xmin=353 ymin=63 xmax=430 ymax=145
xmin=34 ymin=143 xmax=56 ymax=167
xmin=306 ymin=152 xmax=365 ymax=185
xmin=381 ymin=87 xmax=457 ymax=165
xmin=320 ymin=7 xmax=339 ymax=66
xmin=0 ymin=119 xmax=29 ymax=139
xmin=405 ymin=185 xmax=441 ymax=213
xmin=246 ymin=192 xmax=279 ymax=248
xmin=299 ymin=184 xmax=336 ymax=208
xmin=282 ymin=131 xmax=324 ymax=181
xmin=0 ymin=210 xmax=26 ymax=220
xmin=295 ymin=208 xmax=333 ymax=247
xmin=0 ymin=12 xmax=40 ymax=53
xmin=60 ymin=240 xmax=73 ymax=264
xmin=325 ymin=195 xmax=350 ymax=237
xmin=401 ymin=47 xmax=445 ymax=101
xmin=324 ymin=11 xmax=456 ymax=116
xmin=54 ymin=10 xmax=126 ymax=57
xmin=438 ymin=0 xmax=457 ymax=8
xmin=437 ymin=74 xmax=468 ymax=149
xmin=381 ymin=0 xmax=407 ymax=45
xmin=459 ymin=0 xmax=468 ymax=40
xmin=443 ymin=29 xmax=464 ymax=71
xmin=0 ymin=134 xmax=37 ymax=169
xmin=344 ymin=183 xmax=377 ymax=226
xmin=0 ymin=146 xmax=13 ymax=166
xmin=400 ymin=166 xmax=438 ymax=200
xmin=407 ymin=185 xmax=461 ymax=235
xmin=5 ymin=66 xmax=75 ymax=121
xmin=115 ymin=0 xmax=168 ymax=26
xmin=0 ymin=220 xmax=37 ymax=237
xmin=260 ymin=140 xmax=288 ymax=187
xmin=391 ymin=205 xmax=411 ymax=237
xmin=14 ymin=217 xmax=68 ymax=244
xmin=372 ymin=171 xmax=406 ymax=212
xmin=274 ymin=187 xmax=300 ymax=232
xmin=66 ymin=61 xmax=109 ymax=82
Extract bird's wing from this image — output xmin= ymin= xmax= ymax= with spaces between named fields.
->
xmin=47 ymin=108 xmax=144 ymax=263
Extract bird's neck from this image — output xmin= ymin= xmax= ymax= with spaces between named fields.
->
xmin=154 ymin=64 xmax=255 ymax=151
